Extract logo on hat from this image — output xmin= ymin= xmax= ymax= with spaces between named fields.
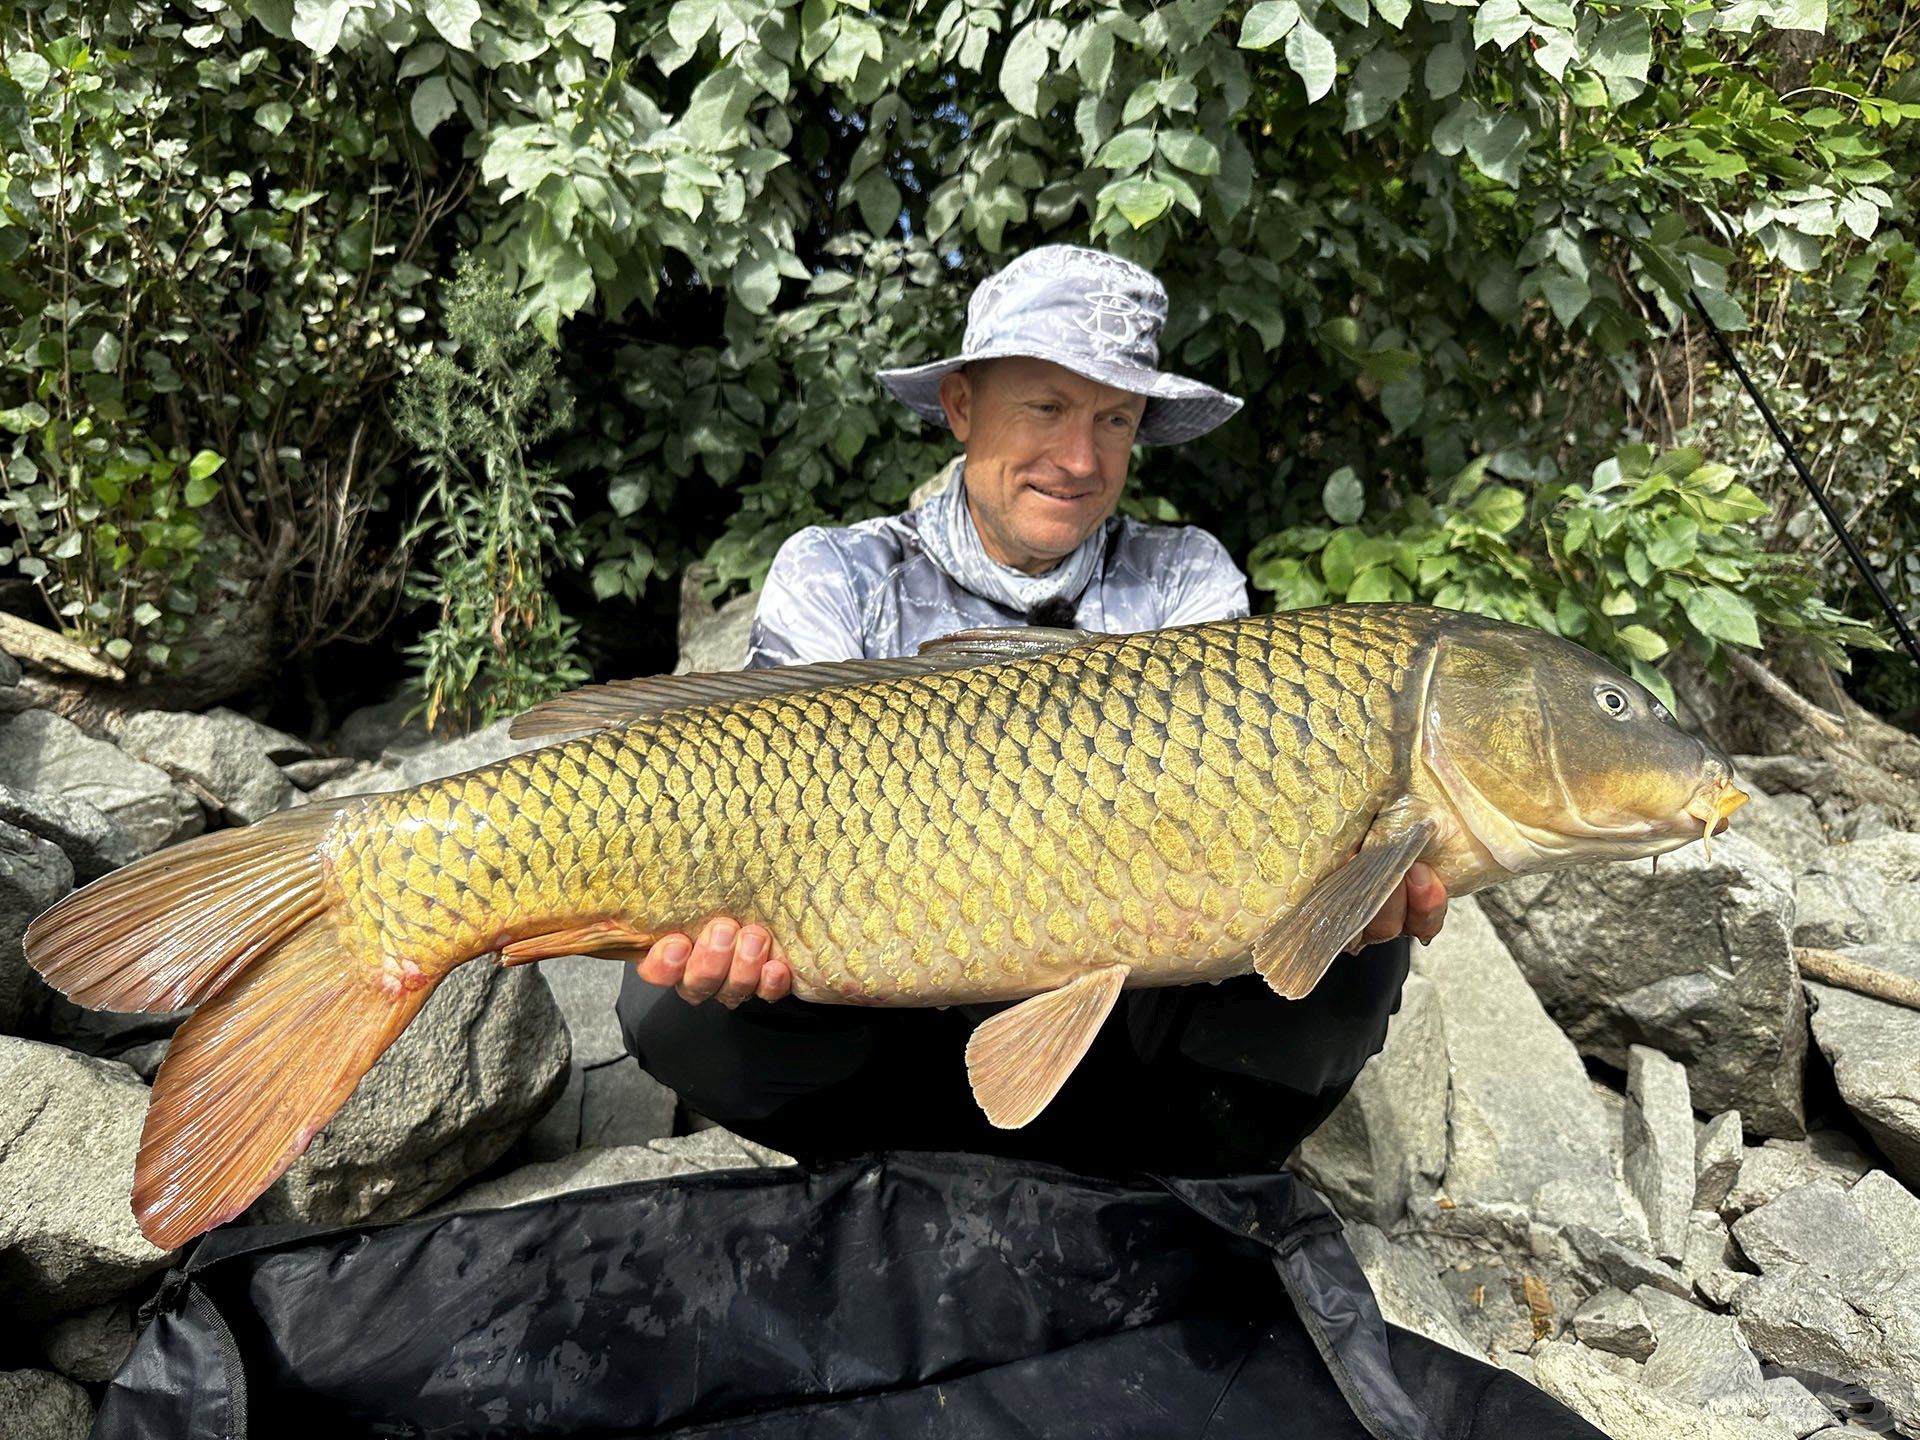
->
xmin=1076 ymin=288 xmax=1143 ymax=354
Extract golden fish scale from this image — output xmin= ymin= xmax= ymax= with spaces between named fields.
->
xmin=326 ymin=608 xmax=1427 ymax=1002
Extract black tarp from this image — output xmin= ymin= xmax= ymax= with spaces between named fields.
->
xmin=94 ymin=1153 xmax=1608 ymax=1440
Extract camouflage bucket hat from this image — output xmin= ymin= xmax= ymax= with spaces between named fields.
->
xmin=876 ymin=245 xmax=1244 ymax=446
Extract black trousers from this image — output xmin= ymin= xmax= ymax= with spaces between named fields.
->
xmin=618 ymin=939 xmax=1413 ymax=1176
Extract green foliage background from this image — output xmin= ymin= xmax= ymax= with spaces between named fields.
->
xmin=1 ymin=0 xmax=1916 ymax=719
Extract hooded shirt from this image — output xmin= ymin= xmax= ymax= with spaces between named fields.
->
xmin=744 ymin=459 xmax=1250 ymax=669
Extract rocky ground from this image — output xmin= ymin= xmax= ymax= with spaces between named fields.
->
xmin=0 ymin=597 xmax=1915 ymax=1439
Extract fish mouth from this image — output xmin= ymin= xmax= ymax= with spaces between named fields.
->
xmin=1683 ymin=776 xmax=1749 ymax=859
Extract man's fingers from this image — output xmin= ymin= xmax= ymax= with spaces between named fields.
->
xmin=678 ymin=917 xmax=738 ymax=1004
xmin=714 ymin=924 xmax=771 ymax=1009
xmin=634 ymin=934 xmax=691 ymax=989
xmin=1404 ymin=863 xmax=1449 ymax=946
xmin=756 ymin=957 xmax=793 ymax=1003
xmin=1358 ymin=878 xmax=1408 ymax=949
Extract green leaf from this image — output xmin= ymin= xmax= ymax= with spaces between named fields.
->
xmin=1682 ymin=586 xmax=1761 ymax=648
xmin=1157 ymin=131 xmax=1221 ymax=176
xmin=1239 ymin=0 xmax=1301 ymax=49
xmin=1616 ymin=624 xmax=1669 ymax=662
xmin=132 ymin=602 xmax=162 ymax=627
xmin=1348 ymin=565 xmax=1396 ymax=602
xmin=1285 ymin=20 xmax=1337 ymax=104
xmin=252 ymin=99 xmax=292 ymax=136
xmin=1106 ymin=177 xmax=1173 ymax=228
xmin=0 ymin=402 xmax=50 ymax=433
xmin=1463 ymin=484 xmax=1525 ymax=534
xmin=733 ymin=248 xmax=781 ymax=314
xmin=410 ymin=76 xmax=456 ymax=138
xmin=1629 ymin=660 xmax=1677 ymax=714
xmin=1322 ymin=467 xmax=1365 ymax=524
xmin=1321 ymin=528 xmax=1361 ymax=590
xmin=1344 ymin=51 xmax=1411 ymax=132
xmin=854 ymin=170 xmax=901 ymax=234
xmin=1465 ymin=113 xmax=1530 ymax=186
xmin=1096 ymin=130 xmax=1155 ymax=169
xmin=1537 ymin=266 xmax=1590 ymax=327
xmin=1588 ymin=14 xmax=1651 ymax=81
xmin=1001 ymin=22 xmax=1052 ymax=118
xmin=425 ymin=0 xmax=482 ymax=52
xmin=291 ymin=0 xmax=351 ymax=55
xmin=1424 ymin=42 xmax=1465 ymax=99
xmin=1472 ymin=0 xmax=1530 ymax=50
xmin=90 ymin=332 xmax=122 ymax=373
xmin=8 ymin=52 xmax=51 ymax=95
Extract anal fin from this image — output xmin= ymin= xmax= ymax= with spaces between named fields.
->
xmin=1255 ymin=819 xmax=1437 ymax=1000
xmin=964 ymin=964 xmax=1129 ymax=1129
xmin=499 ymin=920 xmax=656 ymax=966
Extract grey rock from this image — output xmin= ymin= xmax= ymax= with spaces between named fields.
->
xmin=1430 ymin=1257 xmax=1548 ymax=1359
xmin=301 ymin=760 xmax=406 ymax=803
xmin=1731 ymin=1181 xmax=1895 ymax=1287
xmin=0 ymin=1040 xmax=173 ymax=1320
xmin=1557 ymin=1222 xmax=1692 ymax=1301
xmin=1732 ymin=754 xmax=1834 ymax=797
xmin=1790 ymin=868 xmax=1888 ymax=949
xmin=1760 ymin=1375 xmax=1845 ymax=1439
xmin=44 ymin=1298 xmax=137 ymax=1383
xmin=1733 ymin=788 xmax=1830 ymax=874
xmin=1719 ymin=1133 xmax=1875 ymax=1222
xmin=1635 ymin=1283 xmax=1771 ymax=1415
xmin=1696 ymin=1266 xmax=1756 ymax=1311
xmin=1479 ymin=834 xmax=1806 ymax=1138
xmin=0 ymin=782 xmax=134 ymax=882
xmin=0 ymin=649 xmax=18 ymax=687
xmin=333 ymin=696 xmax=435 ymax=761
xmin=1418 ymin=900 xmax=1643 ymax=1243
xmin=1530 ymin=1339 xmax=1797 ymax=1440
xmin=111 ymin=708 xmax=298 ymax=824
xmin=277 ymin=755 xmax=357 ymax=790
xmin=0 ymin=1369 xmax=92 ymax=1440
xmin=1835 ymin=830 xmax=1920 ymax=885
xmin=1731 ymin=1267 xmax=1920 ymax=1437
xmin=115 ymin=1037 xmax=169 ymax=1081
xmin=676 ymin=578 xmax=757 ymax=676
xmin=1293 ymin=972 xmax=1448 ymax=1228
xmin=1696 ymin=1110 xmax=1745 ymax=1213
xmin=40 ymin=996 xmax=185 ymax=1064
xmin=397 ymin=717 xmax=547 ymax=787
xmin=1846 ymin=1169 xmax=1920 ymax=1269
xmin=252 ymin=964 xmax=570 ymax=1228
xmin=1571 ymin=1287 xmax=1654 ymax=1361
xmin=1342 ymin=1221 xmax=1479 ymax=1358
xmin=1802 ymin=945 xmax=1920 ymax=1188
xmin=1623 ymin=1044 xmax=1695 ymax=1264
xmin=537 ymin=954 xmax=629 ymax=1068
xmin=1680 ymin=1208 xmax=1747 ymax=1300
xmin=0 ymin=821 xmax=71 ymax=1033
xmin=519 ymin=1061 xmax=587 ymax=1162
xmin=0 ymin=711 xmax=201 ymax=856
xmin=425 ymin=1129 xmax=792 ymax=1217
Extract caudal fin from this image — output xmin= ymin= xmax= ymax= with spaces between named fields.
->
xmin=23 ymin=805 xmax=444 ymax=1250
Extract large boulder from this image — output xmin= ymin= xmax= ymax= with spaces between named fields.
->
xmin=1292 ymin=971 xmax=1448 ymax=1228
xmin=397 ymin=716 xmax=546 ymax=787
xmin=1801 ymin=943 xmax=1920 ymax=1188
xmin=0 ymin=711 xmax=201 ymax=856
xmin=1416 ymin=899 xmax=1645 ymax=1245
xmin=1478 ymin=834 xmax=1806 ymax=1138
xmin=0 ymin=1040 xmax=173 ymax=1329
xmin=108 ymin=708 xmax=301 ymax=825
xmin=250 ymin=962 xmax=570 ymax=1228
xmin=0 ymin=782 xmax=134 ymax=882
xmin=0 ymin=822 xmax=72 ymax=1033
xmin=1530 ymin=1341 xmax=1795 ymax=1440
xmin=0 ymin=1370 xmax=92 ymax=1440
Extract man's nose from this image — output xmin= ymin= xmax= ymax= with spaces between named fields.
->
xmin=1052 ymin=419 xmax=1099 ymax=478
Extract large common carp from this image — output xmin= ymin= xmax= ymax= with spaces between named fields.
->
xmin=26 ymin=604 xmax=1745 ymax=1248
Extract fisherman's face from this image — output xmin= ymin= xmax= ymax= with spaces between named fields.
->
xmin=938 ymin=356 xmax=1146 ymax=575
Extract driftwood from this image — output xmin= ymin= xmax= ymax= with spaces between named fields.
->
xmin=1724 ymin=649 xmax=1846 ymax=740
xmin=1797 ymin=947 xmax=1920 ymax=1013
xmin=0 ymin=611 xmax=124 ymax=683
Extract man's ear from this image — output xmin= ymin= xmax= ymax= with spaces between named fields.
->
xmin=938 ymin=367 xmax=975 ymax=443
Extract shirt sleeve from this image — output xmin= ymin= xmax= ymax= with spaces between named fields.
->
xmin=743 ymin=527 xmax=868 ymax=671
xmin=1156 ymin=527 xmax=1251 ymax=626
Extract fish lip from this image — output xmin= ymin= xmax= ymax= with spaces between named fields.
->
xmin=1683 ymin=776 xmax=1749 ymax=841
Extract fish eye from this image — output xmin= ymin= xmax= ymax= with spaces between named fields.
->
xmin=1595 ymin=684 xmax=1632 ymax=719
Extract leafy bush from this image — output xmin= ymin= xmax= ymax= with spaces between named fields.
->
xmin=1249 ymin=444 xmax=1886 ymax=707
xmin=394 ymin=256 xmax=586 ymax=727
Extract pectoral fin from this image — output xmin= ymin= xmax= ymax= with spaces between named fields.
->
xmin=1255 ymin=819 xmax=1437 ymax=1000
xmin=499 ymin=920 xmax=656 ymax=966
xmin=965 ymin=964 xmax=1130 ymax=1129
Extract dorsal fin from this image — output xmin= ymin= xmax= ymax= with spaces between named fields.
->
xmin=508 ymin=626 xmax=1104 ymax=739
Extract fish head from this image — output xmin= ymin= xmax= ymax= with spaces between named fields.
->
xmin=1420 ymin=621 xmax=1747 ymax=883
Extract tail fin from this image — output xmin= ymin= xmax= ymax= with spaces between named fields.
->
xmin=24 ymin=805 xmax=340 ymax=1011
xmin=23 ymin=804 xmax=446 ymax=1250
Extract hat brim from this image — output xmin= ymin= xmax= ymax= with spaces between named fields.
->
xmin=876 ymin=347 xmax=1243 ymax=446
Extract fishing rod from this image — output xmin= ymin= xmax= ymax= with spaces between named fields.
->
xmin=1688 ymin=287 xmax=1920 ymax=675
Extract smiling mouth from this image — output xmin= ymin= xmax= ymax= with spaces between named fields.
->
xmin=1027 ymin=483 xmax=1093 ymax=503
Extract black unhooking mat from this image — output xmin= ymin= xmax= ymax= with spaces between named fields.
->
xmin=93 ymin=1153 xmax=1607 ymax=1440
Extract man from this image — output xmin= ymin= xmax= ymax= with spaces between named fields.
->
xmin=617 ymin=245 xmax=1447 ymax=1172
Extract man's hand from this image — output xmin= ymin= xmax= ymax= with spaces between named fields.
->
xmin=635 ymin=917 xmax=793 ymax=1008
xmin=1344 ymin=862 xmax=1448 ymax=955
